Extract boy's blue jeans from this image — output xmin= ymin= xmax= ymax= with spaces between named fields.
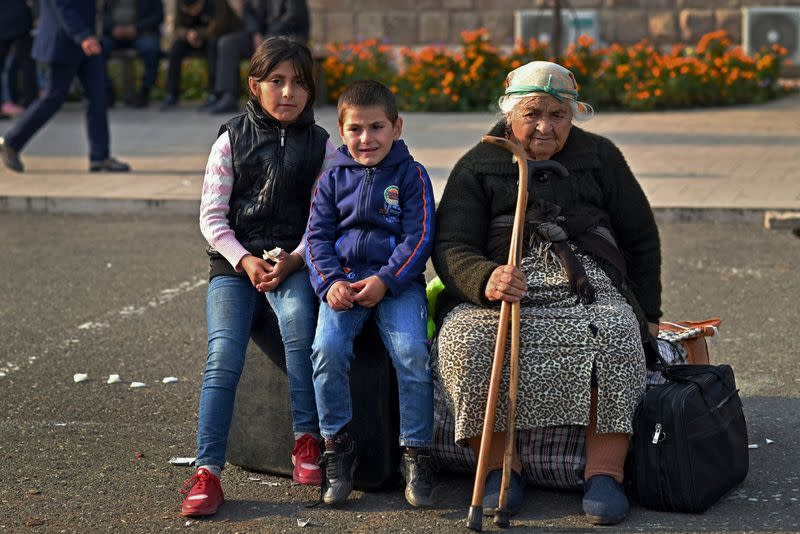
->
xmin=311 ymin=281 xmax=433 ymax=447
xmin=196 ymin=271 xmax=318 ymax=469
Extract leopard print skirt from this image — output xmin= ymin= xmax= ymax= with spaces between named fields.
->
xmin=433 ymin=245 xmax=646 ymax=444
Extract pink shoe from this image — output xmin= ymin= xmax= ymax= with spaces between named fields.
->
xmin=292 ymin=434 xmax=322 ymax=485
xmin=1 ymin=102 xmax=24 ymax=116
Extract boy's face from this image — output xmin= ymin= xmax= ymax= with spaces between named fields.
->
xmin=338 ymin=105 xmax=403 ymax=167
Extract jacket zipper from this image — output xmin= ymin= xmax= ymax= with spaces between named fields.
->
xmin=356 ymin=168 xmax=375 ymax=262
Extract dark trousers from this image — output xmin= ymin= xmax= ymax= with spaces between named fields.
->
xmin=101 ymin=34 xmax=161 ymax=91
xmin=0 ymin=33 xmax=37 ymax=106
xmin=3 ymin=56 xmax=110 ymax=162
xmin=164 ymin=37 xmax=218 ymax=99
xmin=214 ymin=31 xmax=253 ymax=96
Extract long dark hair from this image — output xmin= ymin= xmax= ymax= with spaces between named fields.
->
xmin=248 ymin=35 xmax=316 ymax=112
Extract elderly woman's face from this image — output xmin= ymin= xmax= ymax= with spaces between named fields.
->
xmin=508 ymin=96 xmax=573 ymax=160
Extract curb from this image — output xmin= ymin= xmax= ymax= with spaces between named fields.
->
xmin=2 ymin=195 xmax=799 ymax=229
xmin=0 ymin=196 xmax=200 ymax=216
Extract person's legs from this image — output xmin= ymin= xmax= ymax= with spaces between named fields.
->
xmin=265 ymin=269 xmax=321 ymax=485
xmin=311 ymin=302 xmax=369 ymax=503
xmin=374 ymin=282 xmax=433 ymax=448
xmin=264 ymin=270 xmax=319 ymax=436
xmin=311 ymin=303 xmax=369 ymax=439
xmin=195 ymin=275 xmax=264 ymax=469
xmin=582 ymin=387 xmax=630 ymax=525
xmin=133 ymin=34 xmax=161 ymax=105
xmin=13 ymin=33 xmax=36 ymax=107
xmin=164 ymin=38 xmax=191 ymax=103
xmin=100 ymin=36 xmax=120 ymax=105
xmin=374 ymin=283 xmax=436 ymax=507
xmin=209 ymin=31 xmax=251 ymax=114
xmin=204 ymin=37 xmax=219 ymax=96
xmin=2 ymin=61 xmax=75 ymax=163
xmin=76 ymin=54 xmax=111 ymax=164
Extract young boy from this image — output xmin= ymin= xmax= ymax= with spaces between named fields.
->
xmin=305 ymin=80 xmax=436 ymax=507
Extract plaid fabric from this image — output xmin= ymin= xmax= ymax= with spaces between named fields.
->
xmin=431 ymin=337 xmax=691 ymax=489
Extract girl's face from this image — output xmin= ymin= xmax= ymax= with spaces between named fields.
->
xmin=509 ymin=95 xmax=573 ymax=160
xmin=248 ymin=59 xmax=309 ymax=127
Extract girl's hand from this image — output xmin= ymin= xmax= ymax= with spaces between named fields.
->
xmin=350 ymin=275 xmax=387 ymax=308
xmin=239 ymin=254 xmax=274 ymax=290
xmin=256 ymin=253 xmax=304 ymax=292
xmin=485 ymin=264 xmax=527 ymax=303
xmin=326 ymin=281 xmax=355 ymax=311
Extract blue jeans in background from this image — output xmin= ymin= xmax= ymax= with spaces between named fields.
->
xmin=196 ymin=271 xmax=319 ymax=469
xmin=311 ymin=281 xmax=433 ymax=447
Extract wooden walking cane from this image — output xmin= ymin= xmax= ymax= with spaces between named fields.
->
xmin=466 ymin=135 xmax=529 ymax=532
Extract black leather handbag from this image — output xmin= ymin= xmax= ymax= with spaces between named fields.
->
xmin=630 ymin=363 xmax=749 ymax=513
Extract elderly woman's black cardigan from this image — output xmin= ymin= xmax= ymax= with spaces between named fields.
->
xmin=432 ymin=120 xmax=662 ymax=361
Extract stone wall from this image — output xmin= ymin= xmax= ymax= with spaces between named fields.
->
xmin=308 ymin=0 xmax=800 ymax=48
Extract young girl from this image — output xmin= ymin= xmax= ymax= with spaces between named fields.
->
xmin=180 ymin=36 xmax=334 ymax=517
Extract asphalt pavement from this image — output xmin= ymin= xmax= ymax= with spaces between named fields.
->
xmin=1 ymin=94 xmax=799 ymax=532
xmin=0 ymin=213 xmax=798 ymax=533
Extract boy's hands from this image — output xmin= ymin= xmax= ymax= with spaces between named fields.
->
xmin=326 ymin=280 xmax=355 ymax=310
xmin=350 ymin=275 xmax=387 ymax=308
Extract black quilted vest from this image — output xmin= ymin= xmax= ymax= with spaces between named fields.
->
xmin=208 ymin=99 xmax=328 ymax=278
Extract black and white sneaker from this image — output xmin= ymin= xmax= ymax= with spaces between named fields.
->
xmin=321 ymin=432 xmax=358 ymax=505
xmin=400 ymin=449 xmax=435 ymax=507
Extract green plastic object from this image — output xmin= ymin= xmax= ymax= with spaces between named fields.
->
xmin=425 ymin=276 xmax=446 ymax=340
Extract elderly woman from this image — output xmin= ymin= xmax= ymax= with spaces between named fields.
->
xmin=432 ymin=61 xmax=661 ymax=525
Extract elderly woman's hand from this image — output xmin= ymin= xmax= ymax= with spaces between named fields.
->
xmin=485 ymin=265 xmax=527 ymax=303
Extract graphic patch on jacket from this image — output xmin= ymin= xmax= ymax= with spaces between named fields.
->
xmin=379 ymin=185 xmax=402 ymax=223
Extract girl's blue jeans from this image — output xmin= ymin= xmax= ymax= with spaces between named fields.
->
xmin=196 ymin=271 xmax=318 ymax=469
xmin=311 ymin=281 xmax=433 ymax=447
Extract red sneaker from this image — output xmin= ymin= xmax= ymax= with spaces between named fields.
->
xmin=292 ymin=434 xmax=322 ymax=485
xmin=180 ymin=468 xmax=224 ymax=517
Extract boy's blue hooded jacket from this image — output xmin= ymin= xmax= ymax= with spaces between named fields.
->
xmin=306 ymin=140 xmax=435 ymax=300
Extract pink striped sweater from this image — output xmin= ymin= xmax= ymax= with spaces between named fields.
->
xmin=199 ymin=130 xmax=338 ymax=272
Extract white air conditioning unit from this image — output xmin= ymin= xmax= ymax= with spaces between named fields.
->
xmin=514 ymin=9 xmax=599 ymax=52
xmin=743 ymin=7 xmax=800 ymax=63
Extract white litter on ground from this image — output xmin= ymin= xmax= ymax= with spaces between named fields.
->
xmin=162 ymin=376 xmax=179 ymax=384
xmin=297 ymin=518 xmax=311 ymax=527
xmin=766 ymin=438 xmax=775 ymax=444
xmin=168 ymin=457 xmax=195 ymax=466
xmin=73 ymin=373 xmax=88 ymax=383
xmin=248 ymin=477 xmax=261 ymax=481
xmin=748 ymin=444 xmax=759 ymax=449
xmin=130 ymin=382 xmax=146 ymax=388
xmin=107 ymin=374 xmax=121 ymax=384
xmin=260 ymin=481 xmax=280 ymax=486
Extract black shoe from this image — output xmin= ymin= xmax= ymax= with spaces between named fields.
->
xmin=400 ymin=449 xmax=435 ymax=507
xmin=582 ymin=475 xmax=629 ymax=525
xmin=160 ymin=94 xmax=178 ymax=111
xmin=0 ymin=137 xmax=24 ymax=172
xmin=133 ymin=88 xmax=150 ymax=108
xmin=196 ymin=94 xmax=218 ymax=112
xmin=320 ymin=432 xmax=357 ymax=505
xmin=208 ymin=93 xmax=239 ymax=115
xmin=90 ymin=157 xmax=131 ymax=173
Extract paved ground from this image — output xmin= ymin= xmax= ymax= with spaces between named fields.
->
xmin=1 ymin=93 xmax=799 ymax=217
xmin=0 ymin=214 xmax=798 ymax=533
xmin=1 ymin=95 xmax=799 ymax=532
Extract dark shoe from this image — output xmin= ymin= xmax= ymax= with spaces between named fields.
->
xmin=196 ymin=94 xmax=218 ymax=112
xmin=321 ymin=432 xmax=357 ymax=505
xmin=399 ymin=449 xmax=435 ymax=507
xmin=208 ymin=93 xmax=239 ymax=115
xmin=582 ymin=475 xmax=629 ymax=525
xmin=180 ymin=467 xmax=224 ymax=517
xmin=160 ymin=94 xmax=178 ymax=111
xmin=90 ymin=157 xmax=131 ymax=173
xmin=0 ymin=137 xmax=24 ymax=172
xmin=133 ymin=88 xmax=150 ymax=108
xmin=482 ymin=469 xmax=524 ymax=516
